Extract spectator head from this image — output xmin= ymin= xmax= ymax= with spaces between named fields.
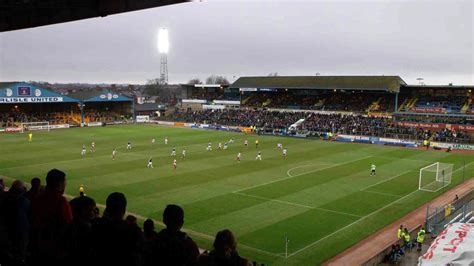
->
xmin=144 ymin=218 xmax=154 ymax=233
xmin=163 ymin=204 xmax=184 ymax=231
xmin=104 ymin=192 xmax=127 ymax=219
xmin=70 ymin=195 xmax=97 ymax=222
xmin=9 ymin=180 xmax=27 ymax=194
xmin=30 ymin=177 xmax=41 ymax=191
xmin=45 ymin=169 xmax=66 ymax=194
xmin=213 ymin=229 xmax=237 ymax=257
xmin=126 ymin=215 xmax=137 ymax=226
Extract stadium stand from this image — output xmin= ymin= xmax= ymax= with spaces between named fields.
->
xmin=0 ymin=83 xmax=133 ymax=128
xmin=168 ymin=109 xmax=474 ymax=143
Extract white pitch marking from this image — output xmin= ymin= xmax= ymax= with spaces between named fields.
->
xmin=233 ymin=155 xmax=373 ymax=194
xmin=233 ymin=192 xmax=362 ymax=218
xmin=360 ymin=170 xmax=411 ymax=191
xmin=286 ymin=162 xmax=335 ymax=178
xmin=287 ymin=162 xmax=474 ymax=258
xmin=361 ymin=189 xmax=402 ymax=198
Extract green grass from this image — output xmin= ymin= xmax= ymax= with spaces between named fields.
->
xmin=0 ymin=125 xmax=472 ymax=265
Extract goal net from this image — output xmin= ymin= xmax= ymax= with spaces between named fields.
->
xmin=419 ymin=162 xmax=453 ymax=192
xmin=21 ymin=121 xmax=50 ymax=132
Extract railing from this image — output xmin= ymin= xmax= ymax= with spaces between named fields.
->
xmin=425 ymin=189 xmax=474 ymax=235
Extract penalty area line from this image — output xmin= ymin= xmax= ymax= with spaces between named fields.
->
xmin=287 ymin=161 xmax=474 ymax=258
xmin=233 ymin=191 xmax=362 ymax=218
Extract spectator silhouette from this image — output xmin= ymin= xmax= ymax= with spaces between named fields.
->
xmin=152 ymin=204 xmax=199 ymax=266
xmin=89 ymin=192 xmax=143 ymax=266
xmin=25 ymin=177 xmax=43 ymax=204
xmin=0 ymin=178 xmax=5 ymax=193
xmin=199 ymin=229 xmax=251 ymax=266
xmin=66 ymin=195 xmax=97 ymax=266
xmin=30 ymin=169 xmax=72 ymax=266
xmin=1 ymin=180 xmax=30 ymax=262
xmin=143 ymin=219 xmax=159 ymax=266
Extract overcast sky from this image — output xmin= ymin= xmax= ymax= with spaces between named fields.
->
xmin=0 ymin=0 xmax=472 ymax=85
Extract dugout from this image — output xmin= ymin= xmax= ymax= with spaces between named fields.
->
xmin=0 ymin=82 xmax=81 ymax=127
xmin=230 ymin=76 xmax=406 ymax=112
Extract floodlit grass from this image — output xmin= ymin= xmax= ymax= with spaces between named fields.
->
xmin=0 ymin=124 xmax=472 ymax=265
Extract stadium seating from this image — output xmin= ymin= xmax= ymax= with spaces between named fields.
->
xmin=169 ymin=109 xmax=473 ymax=143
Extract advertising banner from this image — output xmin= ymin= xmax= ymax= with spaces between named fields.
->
xmin=88 ymin=122 xmax=103 ymax=127
xmin=202 ymin=104 xmax=225 ymax=110
xmin=182 ymin=99 xmax=207 ymax=103
xmin=213 ymin=100 xmax=240 ymax=105
xmin=0 ymin=97 xmax=64 ymax=103
xmin=418 ymin=223 xmax=474 ymax=266
xmin=5 ymin=127 xmax=22 ymax=133
xmin=136 ymin=115 xmax=150 ymax=123
xmin=394 ymin=121 xmax=474 ymax=132
xmin=410 ymin=107 xmax=446 ymax=113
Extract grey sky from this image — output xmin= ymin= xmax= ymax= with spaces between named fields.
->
xmin=0 ymin=0 xmax=472 ymax=85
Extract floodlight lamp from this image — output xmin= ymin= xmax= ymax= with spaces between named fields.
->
xmin=158 ymin=28 xmax=169 ymax=54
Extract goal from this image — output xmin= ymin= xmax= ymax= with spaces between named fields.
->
xmin=419 ymin=162 xmax=453 ymax=192
xmin=21 ymin=121 xmax=50 ymax=132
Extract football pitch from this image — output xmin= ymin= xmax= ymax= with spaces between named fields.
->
xmin=1 ymin=125 xmax=473 ymax=265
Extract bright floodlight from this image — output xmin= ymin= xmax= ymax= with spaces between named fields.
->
xmin=158 ymin=28 xmax=169 ymax=54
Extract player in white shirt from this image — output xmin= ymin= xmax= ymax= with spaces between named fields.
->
xmin=237 ymin=152 xmax=241 ymax=162
xmin=171 ymin=147 xmax=176 ymax=157
xmin=173 ymin=159 xmax=177 ymax=170
xmin=182 ymin=149 xmax=186 ymax=158
xmin=277 ymin=143 xmax=283 ymax=149
xmin=206 ymin=142 xmax=212 ymax=151
xmin=218 ymin=142 xmax=222 ymax=150
xmin=244 ymin=139 xmax=248 ymax=147
xmin=151 ymin=138 xmax=155 ymax=145
xmin=91 ymin=142 xmax=96 ymax=152
xmin=229 ymin=138 xmax=234 ymax=144
xmin=81 ymin=145 xmax=86 ymax=156
xmin=165 ymin=137 xmax=168 ymax=145
xmin=127 ymin=140 xmax=132 ymax=150
xmin=223 ymin=142 xmax=228 ymax=150
xmin=282 ymin=148 xmax=287 ymax=159
xmin=147 ymin=157 xmax=154 ymax=168
xmin=256 ymin=151 xmax=262 ymax=161
xmin=370 ymin=164 xmax=376 ymax=176
xmin=112 ymin=148 xmax=117 ymax=160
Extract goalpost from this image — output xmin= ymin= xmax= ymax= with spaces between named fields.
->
xmin=20 ymin=121 xmax=51 ymax=133
xmin=419 ymin=162 xmax=453 ymax=192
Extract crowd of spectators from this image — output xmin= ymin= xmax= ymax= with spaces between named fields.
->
xmin=242 ymin=91 xmax=473 ymax=115
xmin=168 ymin=109 xmax=473 ymax=143
xmin=297 ymin=113 xmax=430 ymax=140
xmin=242 ymin=91 xmax=388 ymax=112
xmin=0 ymin=112 xmax=76 ymax=127
xmin=0 ymin=111 xmax=129 ymax=127
xmin=0 ymin=169 xmax=254 ymax=266
xmin=171 ymin=109 xmax=306 ymax=130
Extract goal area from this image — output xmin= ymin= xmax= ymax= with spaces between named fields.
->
xmin=419 ymin=162 xmax=453 ymax=192
xmin=21 ymin=121 xmax=50 ymax=132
